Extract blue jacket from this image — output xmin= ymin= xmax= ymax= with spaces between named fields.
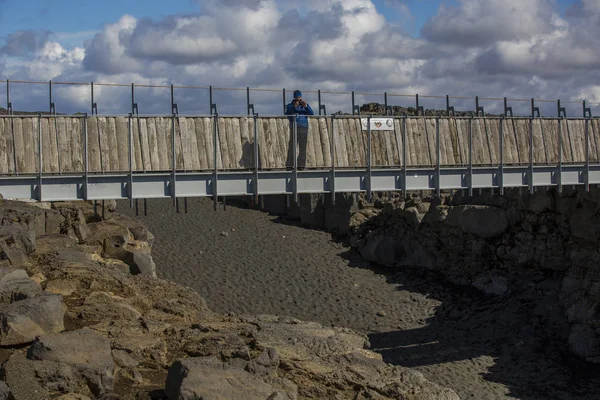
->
xmin=285 ymin=101 xmax=314 ymax=128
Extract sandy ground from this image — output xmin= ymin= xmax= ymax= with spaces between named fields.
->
xmin=118 ymin=197 xmax=600 ymax=400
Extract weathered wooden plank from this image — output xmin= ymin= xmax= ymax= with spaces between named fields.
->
xmin=278 ymin=118 xmax=293 ymax=169
xmin=152 ymin=117 xmax=167 ymax=171
xmin=97 ymin=118 xmax=110 ymax=172
xmin=531 ymin=119 xmax=545 ymax=164
xmin=591 ymin=120 xmax=600 ymax=163
xmin=0 ymin=119 xmax=8 ymax=174
xmin=60 ymin=118 xmax=74 ymax=172
xmin=70 ymin=118 xmax=83 ymax=172
xmin=232 ymin=118 xmax=246 ymax=169
xmin=405 ymin=119 xmax=418 ymax=166
xmin=22 ymin=118 xmax=36 ymax=173
xmin=178 ymin=118 xmax=193 ymax=170
xmin=87 ymin=117 xmax=101 ymax=172
xmin=38 ymin=119 xmax=50 ymax=173
xmin=174 ymin=117 xmax=185 ymax=170
xmin=239 ymin=117 xmax=253 ymax=169
xmin=204 ymin=117 xmax=221 ymax=170
xmin=12 ymin=119 xmax=25 ymax=174
xmin=46 ymin=118 xmax=58 ymax=173
xmin=140 ymin=118 xmax=152 ymax=171
xmin=471 ymin=119 xmax=485 ymax=165
xmin=131 ymin=117 xmax=142 ymax=171
xmin=349 ymin=119 xmax=364 ymax=167
xmin=145 ymin=118 xmax=159 ymax=171
xmin=319 ymin=118 xmax=332 ymax=167
xmin=223 ymin=118 xmax=236 ymax=169
xmin=266 ymin=119 xmax=281 ymax=170
xmin=4 ymin=118 xmax=15 ymax=174
xmin=303 ymin=119 xmax=317 ymax=168
xmin=455 ymin=119 xmax=469 ymax=166
xmin=105 ymin=117 xmax=118 ymax=172
xmin=337 ymin=119 xmax=350 ymax=167
xmin=501 ymin=119 xmax=516 ymax=164
xmin=570 ymin=120 xmax=586 ymax=163
xmin=0 ymin=119 xmax=9 ymax=174
xmin=513 ymin=120 xmax=529 ymax=165
xmin=381 ymin=128 xmax=395 ymax=166
xmin=487 ymin=119 xmax=501 ymax=165
xmin=438 ymin=119 xmax=450 ymax=165
xmin=341 ymin=120 xmax=355 ymax=167
xmin=544 ymin=120 xmax=559 ymax=164
xmin=64 ymin=118 xmax=81 ymax=172
xmin=193 ymin=118 xmax=207 ymax=170
xmin=308 ymin=119 xmax=323 ymax=168
xmin=393 ymin=119 xmax=403 ymax=166
xmin=113 ymin=117 xmax=128 ymax=171
xmin=372 ymin=128 xmax=385 ymax=167
xmin=424 ymin=119 xmax=437 ymax=165
xmin=184 ymin=118 xmax=199 ymax=170
xmin=446 ymin=118 xmax=461 ymax=165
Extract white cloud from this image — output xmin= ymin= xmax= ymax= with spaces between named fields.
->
xmin=422 ymin=0 xmax=561 ymax=47
xmin=1 ymin=0 xmax=600 ymax=115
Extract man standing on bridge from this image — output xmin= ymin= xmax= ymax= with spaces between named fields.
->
xmin=285 ymin=90 xmax=314 ymax=169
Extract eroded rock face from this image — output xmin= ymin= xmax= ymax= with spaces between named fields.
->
xmin=0 ymin=199 xmax=457 ymax=400
xmin=347 ymin=187 xmax=600 ymax=363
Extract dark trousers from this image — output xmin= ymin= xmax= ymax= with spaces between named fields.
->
xmin=286 ymin=126 xmax=308 ymax=168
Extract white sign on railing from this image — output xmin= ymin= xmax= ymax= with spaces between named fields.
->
xmin=361 ymin=118 xmax=394 ymax=131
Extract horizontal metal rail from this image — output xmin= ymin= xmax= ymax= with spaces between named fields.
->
xmin=0 ymin=165 xmax=598 ymax=202
xmin=0 ymin=113 xmax=597 ymax=120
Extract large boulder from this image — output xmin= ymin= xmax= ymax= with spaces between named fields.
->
xmin=165 ymin=357 xmax=295 ymax=400
xmin=0 ymin=268 xmax=42 ymax=304
xmin=0 ymin=226 xmax=36 ymax=266
xmin=27 ymin=328 xmax=115 ymax=396
xmin=0 ymin=294 xmax=64 ymax=346
xmin=2 ymin=352 xmax=49 ymax=400
xmin=446 ymin=205 xmax=508 ymax=238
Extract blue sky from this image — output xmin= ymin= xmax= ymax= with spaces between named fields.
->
xmin=0 ymin=0 xmax=581 ymax=46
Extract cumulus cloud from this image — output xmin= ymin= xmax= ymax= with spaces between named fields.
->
xmin=1 ymin=30 xmax=51 ymax=57
xmin=2 ymin=0 xmax=600 ymax=115
xmin=421 ymin=0 xmax=560 ymax=47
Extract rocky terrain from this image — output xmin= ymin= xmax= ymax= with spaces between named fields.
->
xmin=345 ymin=187 xmax=600 ymax=364
xmin=0 ymin=198 xmax=457 ymax=399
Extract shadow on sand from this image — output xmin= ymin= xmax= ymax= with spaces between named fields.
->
xmin=336 ymin=248 xmax=600 ymax=400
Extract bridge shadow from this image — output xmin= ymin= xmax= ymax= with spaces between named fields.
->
xmin=336 ymin=248 xmax=600 ymax=400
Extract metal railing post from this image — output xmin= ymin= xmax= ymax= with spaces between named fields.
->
xmin=585 ymin=117 xmax=590 ymax=192
xmin=402 ymin=116 xmax=407 ymax=199
xmin=330 ymin=115 xmax=336 ymax=205
xmin=293 ymin=115 xmax=298 ymax=204
xmin=171 ymin=113 xmax=177 ymax=208
xmin=253 ymin=114 xmax=259 ymax=202
xmin=282 ymin=89 xmax=286 ymax=115
xmin=529 ymin=117 xmax=534 ymax=194
xmin=128 ymin=113 xmax=134 ymax=208
xmin=213 ymin=112 xmax=219 ymax=211
xmin=558 ymin=117 xmax=563 ymax=193
xmin=367 ymin=115 xmax=372 ymax=201
xmin=436 ymin=116 xmax=441 ymax=197
xmin=83 ymin=114 xmax=89 ymax=201
xmin=38 ymin=114 xmax=42 ymax=201
xmin=468 ymin=117 xmax=473 ymax=197
xmin=8 ymin=80 xmax=16 ymax=176
xmin=499 ymin=117 xmax=504 ymax=195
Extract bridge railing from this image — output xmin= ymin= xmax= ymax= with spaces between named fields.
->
xmin=0 ymin=113 xmax=598 ymax=204
xmin=0 ymin=114 xmax=596 ymax=174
